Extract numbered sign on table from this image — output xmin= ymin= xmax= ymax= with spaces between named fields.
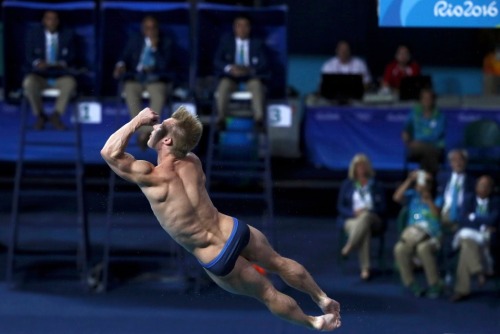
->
xmin=267 ymin=104 xmax=292 ymax=127
xmin=77 ymin=102 xmax=102 ymax=124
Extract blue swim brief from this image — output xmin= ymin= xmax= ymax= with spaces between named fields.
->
xmin=198 ymin=218 xmax=250 ymax=277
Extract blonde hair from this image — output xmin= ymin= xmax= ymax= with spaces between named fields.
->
xmin=170 ymin=106 xmax=203 ymax=158
xmin=348 ymin=153 xmax=374 ymax=180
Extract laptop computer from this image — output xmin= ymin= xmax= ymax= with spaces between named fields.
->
xmin=399 ymin=75 xmax=433 ymax=101
xmin=320 ymin=74 xmax=364 ymax=102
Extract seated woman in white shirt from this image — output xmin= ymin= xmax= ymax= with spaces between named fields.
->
xmin=336 ymin=153 xmax=387 ymax=280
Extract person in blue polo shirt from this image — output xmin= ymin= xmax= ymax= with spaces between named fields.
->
xmin=393 ymin=170 xmax=444 ymax=298
xmin=402 ymin=88 xmax=446 ymax=175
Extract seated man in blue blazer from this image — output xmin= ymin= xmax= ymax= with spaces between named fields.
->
xmin=436 ymin=149 xmax=476 ymax=231
xmin=213 ymin=15 xmax=270 ymax=131
xmin=23 ymin=10 xmax=77 ymax=130
xmin=113 ymin=15 xmax=174 ymax=150
xmin=450 ymin=175 xmax=499 ymax=302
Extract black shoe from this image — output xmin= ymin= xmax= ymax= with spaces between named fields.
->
xmin=425 ymin=282 xmax=444 ymax=299
xmin=49 ymin=112 xmax=66 ymax=130
xmin=450 ymin=292 xmax=469 ymax=303
xmin=408 ymin=282 xmax=425 ymax=297
xmin=34 ymin=113 xmax=47 ymax=130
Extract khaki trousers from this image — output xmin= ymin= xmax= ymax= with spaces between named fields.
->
xmin=123 ymin=80 xmax=172 ymax=135
xmin=394 ymin=237 xmax=440 ymax=287
xmin=454 ymin=239 xmax=483 ymax=295
xmin=23 ymin=74 xmax=77 ymax=116
xmin=344 ymin=211 xmax=382 ymax=271
xmin=215 ymin=77 xmax=265 ymax=122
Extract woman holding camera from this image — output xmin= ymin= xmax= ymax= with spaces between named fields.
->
xmin=393 ymin=170 xmax=444 ymax=298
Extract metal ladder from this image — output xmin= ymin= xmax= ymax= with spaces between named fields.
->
xmin=205 ymin=92 xmax=275 ymax=243
xmin=6 ymin=88 xmax=90 ymax=287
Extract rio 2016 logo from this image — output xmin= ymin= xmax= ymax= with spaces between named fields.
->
xmin=434 ymin=1 xmax=498 ymax=17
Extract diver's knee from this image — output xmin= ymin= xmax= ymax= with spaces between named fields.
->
xmin=260 ymin=284 xmax=278 ymax=304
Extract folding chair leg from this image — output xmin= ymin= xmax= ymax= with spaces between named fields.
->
xmin=100 ymin=171 xmax=117 ymax=292
xmin=6 ymin=97 xmax=30 ymax=284
xmin=377 ymin=235 xmax=386 ymax=273
xmin=263 ymin=130 xmax=275 ymax=245
xmin=74 ymin=105 xmax=90 ymax=286
xmin=205 ymin=102 xmax=219 ymax=190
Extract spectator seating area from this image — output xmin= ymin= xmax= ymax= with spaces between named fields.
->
xmin=1 ymin=1 xmax=288 ymax=104
xmin=0 ymin=1 xmax=498 ymax=176
xmin=288 ymin=56 xmax=485 ymax=98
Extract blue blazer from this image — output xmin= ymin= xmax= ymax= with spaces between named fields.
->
xmin=436 ymin=171 xmax=476 ymax=205
xmin=213 ymin=34 xmax=270 ymax=81
xmin=459 ymin=193 xmax=500 ymax=229
xmin=336 ymin=178 xmax=387 ymax=227
xmin=117 ymin=33 xmax=174 ymax=82
xmin=25 ymin=25 xmax=76 ymax=77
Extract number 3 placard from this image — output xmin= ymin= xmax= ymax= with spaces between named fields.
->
xmin=267 ymin=104 xmax=292 ymax=127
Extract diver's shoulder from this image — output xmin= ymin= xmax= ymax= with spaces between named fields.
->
xmin=185 ymin=152 xmax=201 ymax=164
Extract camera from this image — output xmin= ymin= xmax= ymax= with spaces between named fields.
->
xmin=417 ymin=170 xmax=426 ymax=186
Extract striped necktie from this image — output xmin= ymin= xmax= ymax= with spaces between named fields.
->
xmin=476 ymin=201 xmax=487 ymax=216
xmin=140 ymin=45 xmax=155 ymax=70
xmin=237 ymin=43 xmax=245 ymax=65
xmin=48 ymin=35 xmax=58 ymax=64
xmin=449 ymin=180 xmax=459 ymax=221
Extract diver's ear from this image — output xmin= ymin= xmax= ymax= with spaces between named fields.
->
xmin=164 ymin=137 xmax=173 ymax=146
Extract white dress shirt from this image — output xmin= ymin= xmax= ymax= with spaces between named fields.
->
xmin=136 ymin=37 xmax=156 ymax=72
xmin=235 ymin=38 xmax=250 ymax=66
xmin=321 ymin=56 xmax=371 ymax=84
xmin=476 ymin=197 xmax=489 ymax=214
xmin=468 ymin=197 xmax=489 ymax=222
xmin=45 ymin=30 xmax=59 ymax=64
xmin=352 ymin=184 xmax=373 ymax=212
xmin=442 ymin=172 xmax=465 ymax=213
xmin=224 ymin=38 xmax=250 ymax=73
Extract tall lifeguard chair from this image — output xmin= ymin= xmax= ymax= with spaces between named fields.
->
xmin=3 ymin=0 xmax=97 ymax=287
xmin=196 ymin=4 xmax=288 ymax=244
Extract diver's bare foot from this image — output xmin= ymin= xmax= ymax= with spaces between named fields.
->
xmin=318 ymin=296 xmax=340 ymax=315
xmin=312 ymin=314 xmax=341 ymax=331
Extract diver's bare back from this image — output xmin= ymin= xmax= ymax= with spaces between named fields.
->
xmin=139 ymin=152 xmax=234 ymax=264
